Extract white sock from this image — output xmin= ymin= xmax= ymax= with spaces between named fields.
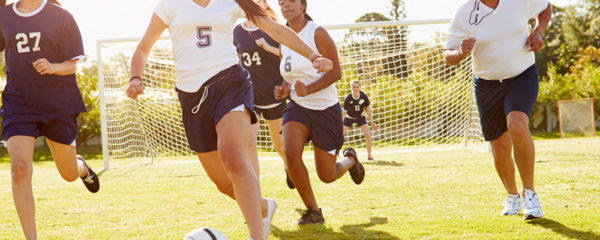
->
xmin=77 ymin=159 xmax=86 ymax=177
xmin=339 ymin=157 xmax=354 ymax=169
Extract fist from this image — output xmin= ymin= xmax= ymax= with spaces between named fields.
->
xmin=32 ymin=58 xmax=55 ymax=75
xmin=312 ymin=57 xmax=333 ymax=74
xmin=294 ymin=81 xmax=310 ymax=97
xmin=460 ymin=38 xmax=477 ymax=56
xmin=274 ymin=84 xmax=290 ymax=100
xmin=126 ymin=78 xmax=146 ymax=100
xmin=371 ymin=123 xmax=378 ymax=131
xmin=526 ymin=30 xmax=544 ymax=52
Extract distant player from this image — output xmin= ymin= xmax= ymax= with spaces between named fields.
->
xmin=233 ymin=0 xmax=295 ymax=190
xmin=126 ymin=0 xmax=333 ymax=239
xmin=343 ymin=80 xmax=378 ymax=160
xmin=0 ymin=0 xmax=100 ymax=239
xmin=276 ymin=0 xmax=365 ymax=225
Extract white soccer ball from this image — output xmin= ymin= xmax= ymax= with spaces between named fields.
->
xmin=183 ymin=228 xmax=228 ymax=240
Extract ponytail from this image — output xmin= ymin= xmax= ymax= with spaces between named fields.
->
xmin=0 ymin=0 xmax=6 ymax=6
xmin=235 ymin=0 xmax=276 ymax=23
xmin=286 ymin=0 xmax=313 ymax=26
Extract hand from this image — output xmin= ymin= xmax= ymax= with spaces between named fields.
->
xmin=371 ymin=123 xmax=378 ymax=131
xmin=274 ymin=84 xmax=290 ymax=100
xmin=526 ymin=30 xmax=544 ymax=52
xmin=312 ymin=57 xmax=333 ymax=74
xmin=294 ymin=81 xmax=310 ymax=97
xmin=32 ymin=58 xmax=56 ymax=75
xmin=255 ymin=38 xmax=268 ymax=49
xmin=126 ymin=78 xmax=145 ymax=100
xmin=460 ymin=38 xmax=477 ymax=56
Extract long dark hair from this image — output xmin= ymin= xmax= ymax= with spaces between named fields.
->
xmin=235 ymin=0 xmax=276 ymax=23
xmin=301 ymin=0 xmax=313 ymax=21
xmin=1 ymin=0 xmax=62 ymax=6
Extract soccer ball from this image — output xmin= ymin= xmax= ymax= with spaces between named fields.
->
xmin=183 ymin=228 xmax=228 ymax=240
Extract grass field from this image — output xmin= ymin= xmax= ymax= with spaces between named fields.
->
xmin=0 ymin=137 xmax=599 ymax=240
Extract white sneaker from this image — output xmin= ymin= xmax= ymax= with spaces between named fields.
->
xmin=501 ymin=194 xmax=522 ymax=215
xmin=523 ymin=189 xmax=544 ymax=220
xmin=262 ymin=198 xmax=277 ymax=239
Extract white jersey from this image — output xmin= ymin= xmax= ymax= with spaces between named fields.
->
xmin=445 ymin=0 xmax=548 ymax=80
xmin=280 ymin=21 xmax=338 ymax=110
xmin=154 ymin=0 xmax=245 ymax=92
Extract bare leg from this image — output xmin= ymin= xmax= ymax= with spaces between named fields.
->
xmin=359 ymin=124 xmax=373 ymax=158
xmin=250 ymin=119 xmax=269 ymax=217
xmin=343 ymin=125 xmax=350 ymax=136
xmin=313 ymin=146 xmax=355 ymax=183
xmin=46 ymin=139 xmax=88 ymax=181
xmin=507 ymin=111 xmax=536 ymax=192
xmin=283 ymin=121 xmax=318 ymax=210
xmin=265 ymin=118 xmax=286 ymax=163
xmin=490 ymin=131 xmax=519 ymax=195
xmin=7 ymin=136 xmax=37 ymax=240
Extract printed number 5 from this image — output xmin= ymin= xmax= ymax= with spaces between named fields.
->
xmin=197 ymin=26 xmax=212 ymax=48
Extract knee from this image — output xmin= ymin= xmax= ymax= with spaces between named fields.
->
xmin=507 ymin=116 xmax=530 ymax=137
xmin=284 ymin=146 xmax=303 ymax=167
xmin=215 ymin=182 xmax=234 ymax=198
xmin=11 ymin=159 xmax=32 ymax=183
xmin=317 ymin=172 xmax=336 ymax=184
xmin=218 ymin=148 xmax=247 ymax=176
xmin=60 ymin=170 xmax=79 ymax=182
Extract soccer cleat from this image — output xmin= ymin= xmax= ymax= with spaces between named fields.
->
xmin=297 ymin=208 xmax=325 ymax=225
xmin=262 ymin=198 xmax=277 ymax=239
xmin=500 ymin=194 xmax=522 ymax=216
xmin=523 ymin=189 xmax=544 ymax=220
xmin=343 ymin=148 xmax=365 ymax=184
xmin=78 ymin=155 xmax=100 ymax=193
xmin=285 ymin=169 xmax=295 ymax=189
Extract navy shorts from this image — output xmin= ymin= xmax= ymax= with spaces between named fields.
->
xmin=255 ymin=102 xmax=286 ymax=120
xmin=282 ymin=100 xmax=344 ymax=155
xmin=343 ymin=115 xmax=367 ymax=127
xmin=2 ymin=113 xmax=78 ymax=146
xmin=177 ymin=65 xmax=257 ymax=153
xmin=474 ymin=64 xmax=539 ymax=141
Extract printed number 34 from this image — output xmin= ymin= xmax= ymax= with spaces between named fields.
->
xmin=197 ymin=26 xmax=212 ymax=48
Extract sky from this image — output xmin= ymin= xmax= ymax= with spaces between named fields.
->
xmin=6 ymin=0 xmax=576 ymax=59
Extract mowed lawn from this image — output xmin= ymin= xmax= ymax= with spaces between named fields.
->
xmin=0 ymin=137 xmax=599 ymax=240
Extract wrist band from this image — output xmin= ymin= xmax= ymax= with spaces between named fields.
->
xmin=129 ymin=76 xmax=142 ymax=83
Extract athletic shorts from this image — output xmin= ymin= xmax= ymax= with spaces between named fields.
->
xmin=177 ymin=65 xmax=257 ymax=153
xmin=282 ymin=100 xmax=344 ymax=155
xmin=1 ymin=113 xmax=78 ymax=146
xmin=343 ymin=115 xmax=367 ymax=127
xmin=255 ymin=102 xmax=286 ymax=120
xmin=474 ymin=64 xmax=539 ymax=141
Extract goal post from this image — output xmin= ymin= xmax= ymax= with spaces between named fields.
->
xmin=97 ymin=19 xmax=483 ymax=170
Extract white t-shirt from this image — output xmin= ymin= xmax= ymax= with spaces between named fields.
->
xmin=445 ymin=0 xmax=548 ymax=80
xmin=154 ymin=0 xmax=245 ymax=92
xmin=280 ymin=21 xmax=339 ymax=110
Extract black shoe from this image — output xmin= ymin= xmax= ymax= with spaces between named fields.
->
xmin=298 ymin=208 xmax=325 ymax=225
xmin=343 ymin=148 xmax=365 ymax=185
xmin=285 ymin=169 xmax=295 ymax=189
xmin=78 ymin=155 xmax=100 ymax=193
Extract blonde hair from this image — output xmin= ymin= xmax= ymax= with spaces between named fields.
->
xmin=351 ymin=80 xmax=361 ymax=87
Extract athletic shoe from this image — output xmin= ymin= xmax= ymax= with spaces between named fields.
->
xmin=500 ymin=194 xmax=522 ymax=215
xmin=285 ymin=169 xmax=295 ymax=189
xmin=78 ymin=155 xmax=100 ymax=193
xmin=343 ymin=148 xmax=365 ymax=184
xmin=262 ymin=198 xmax=277 ymax=239
xmin=368 ymin=156 xmax=374 ymax=161
xmin=523 ymin=189 xmax=544 ymax=220
xmin=297 ymin=208 xmax=325 ymax=225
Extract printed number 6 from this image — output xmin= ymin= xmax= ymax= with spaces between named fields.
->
xmin=197 ymin=26 xmax=212 ymax=48
xmin=284 ymin=56 xmax=292 ymax=72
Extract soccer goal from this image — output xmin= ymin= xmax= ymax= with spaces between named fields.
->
xmin=97 ymin=19 xmax=483 ymax=170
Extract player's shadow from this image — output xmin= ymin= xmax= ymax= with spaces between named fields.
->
xmin=271 ymin=217 xmax=400 ymax=240
xmin=363 ymin=160 xmax=404 ymax=167
xmin=528 ymin=218 xmax=599 ymax=240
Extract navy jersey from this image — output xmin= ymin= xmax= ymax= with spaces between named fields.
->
xmin=343 ymin=91 xmax=370 ymax=118
xmin=0 ymin=2 xmax=86 ymax=116
xmin=233 ymin=24 xmax=283 ymax=106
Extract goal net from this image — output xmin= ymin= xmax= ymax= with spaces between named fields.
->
xmin=558 ymin=98 xmax=596 ymax=137
xmin=97 ymin=20 xmax=483 ymax=169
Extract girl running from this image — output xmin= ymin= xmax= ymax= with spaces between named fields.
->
xmin=233 ymin=0 xmax=294 ymax=190
xmin=276 ymin=0 xmax=365 ymax=225
xmin=0 ymin=0 xmax=100 ymax=239
xmin=342 ymin=80 xmax=378 ymax=160
xmin=126 ymin=0 xmax=333 ymax=239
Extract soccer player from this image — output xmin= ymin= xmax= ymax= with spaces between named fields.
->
xmin=276 ymin=0 xmax=365 ymax=225
xmin=233 ymin=0 xmax=295 ymax=190
xmin=444 ymin=0 xmax=552 ymax=220
xmin=0 ymin=0 xmax=100 ymax=239
xmin=342 ymin=80 xmax=378 ymax=160
xmin=126 ymin=0 xmax=333 ymax=239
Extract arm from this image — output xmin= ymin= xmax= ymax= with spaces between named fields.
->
xmin=32 ymin=59 xmax=77 ymax=76
xmin=256 ymin=38 xmax=281 ymax=58
xmin=443 ymin=37 xmax=476 ymax=66
xmin=342 ymin=110 xmax=346 ymax=122
xmin=255 ymin=16 xmax=331 ymax=73
xmin=526 ymin=3 xmax=552 ymax=51
xmin=274 ymin=81 xmax=291 ymax=100
xmin=294 ymin=27 xmax=342 ymax=97
xmin=127 ymin=14 xmax=167 ymax=100
xmin=365 ymin=106 xmax=378 ymax=131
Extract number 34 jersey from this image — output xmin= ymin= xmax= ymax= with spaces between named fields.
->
xmin=0 ymin=1 xmax=86 ymax=115
xmin=154 ymin=0 xmax=245 ymax=92
xmin=233 ymin=24 xmax=283 ymax=106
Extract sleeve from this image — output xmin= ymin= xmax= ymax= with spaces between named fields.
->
xmin=343 ymin=96 xmax=350 ymax=111
xmin=59 ymin=11 xmax=85 ymax=61
xmin=154 ymin=0 xmax=173 ymax=26
xmin=528 ymin=0 xmax=549 ymax=19
xmin=363 ymin=93 xmax=370 ymax=107
xmin=233 ymin=26 xmax=239 ymax=53
xmin=444 ymin=10 xmax=468 ymax=51
xmin=0 ymin=32 xmax=5 ymax=52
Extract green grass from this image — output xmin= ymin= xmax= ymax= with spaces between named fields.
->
xmin=0 ymin=137 xmax=599 ymax=239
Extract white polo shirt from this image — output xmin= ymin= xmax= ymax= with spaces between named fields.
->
xmin=445 ymin=0 xmax=549 ymax=80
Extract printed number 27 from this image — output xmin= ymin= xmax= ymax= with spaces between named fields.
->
xmin=197 ymin=26 xmax=212 ymax=48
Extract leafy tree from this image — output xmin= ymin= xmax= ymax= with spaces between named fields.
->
xmin=76 ymin=63 xmax=101 ymax=146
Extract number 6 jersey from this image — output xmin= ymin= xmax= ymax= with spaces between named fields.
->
xmin=0 ymin=1 xmax=86 ymax=115
xmin=154 ymin=0 xmax=246 ymax=92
